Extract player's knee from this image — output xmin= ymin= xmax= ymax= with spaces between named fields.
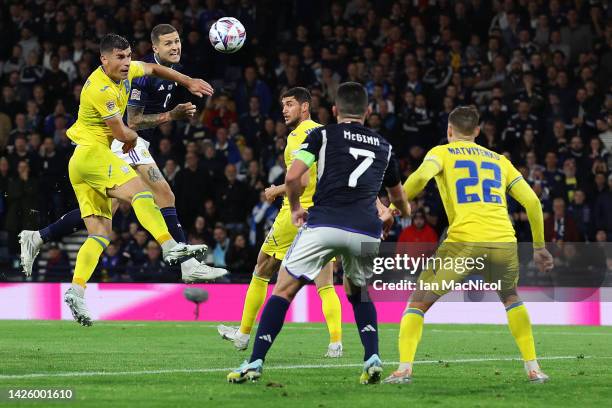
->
xmin=153 ymin=182 xmax=175 ymax=207
xmin=407 ymin=300 xmax=432 ymax=313
xmin=498 ymin=289 xmax=519 ymax=306
xmin=254 ymin=257 xmax=277 ymax=279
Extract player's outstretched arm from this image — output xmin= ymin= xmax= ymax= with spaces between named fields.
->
xmin=403 ymin=160 xmax=441 ymax=201
xmin=126 ymin=103 xmax=197 ymax=131
xmin=105 ymin=115 xmax=138 ymax=152
xmin=508 ymin=177 xmax=554 ymax=272
xmin=142 ymin=63 xmax=214 ymax=97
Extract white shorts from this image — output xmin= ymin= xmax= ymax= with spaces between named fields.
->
xmin=281 ymin=225 xmax=381 ymax=287
xmin=111 ymin=137 xmax=156 ymax=166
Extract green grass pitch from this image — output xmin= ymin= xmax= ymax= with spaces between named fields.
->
xmin=1 ymin=321 xmax=611 ymax=407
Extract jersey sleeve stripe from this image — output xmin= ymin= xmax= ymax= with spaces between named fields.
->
xmin=506 ymin=176 xmax=523 ymax=192
xmin=424 ymin=157 xmax=442 ymax=171
xmin=101 ymin=112 xmax=120 ymax=120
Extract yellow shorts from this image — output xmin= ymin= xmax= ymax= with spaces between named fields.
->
xmin=69 ymin=145 xmax=138 ymax=219
xmin=417 ymin=242 xmax=519 ymax=296
xmin=261 ymin=206 xmax=298 ymax=260
xmin=261 ymin=205 xmax=336 ymax=263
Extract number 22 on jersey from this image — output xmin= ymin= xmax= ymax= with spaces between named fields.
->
xmin=454 ymin=159 xmax=502 ymax=204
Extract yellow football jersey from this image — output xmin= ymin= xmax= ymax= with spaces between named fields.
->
xmin=67 ymin=61 xmax=145 ymax=148
xmin=283 ymin=119 xmax=321 ymax=208
xmin=423 ymin=141 xmax=522 ymax=243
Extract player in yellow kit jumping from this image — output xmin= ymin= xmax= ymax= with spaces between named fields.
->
xmin=63 ymin=34 xmax=214 ymax=326
xmin=383 ymin=106 xmax=554 ymax=384
xmin=217 ymin=87 xmax=345 ymax=357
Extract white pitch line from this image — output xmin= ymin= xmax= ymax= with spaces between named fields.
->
xmin=0 ymin=355 xmax=605 ymax=380
xmin=11 ymin=322 xmax=612 ymax=336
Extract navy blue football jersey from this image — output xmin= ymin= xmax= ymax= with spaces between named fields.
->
xmin=127 ymin=54 xmax=182 ymax=138
xmin=301 ymin=122 xmax=393 ymax=237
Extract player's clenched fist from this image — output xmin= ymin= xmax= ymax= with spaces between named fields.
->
xmin=264 ymin=185 xmax=279 ymax=203
xmin=121 ymin=137 xmax=137 ymax=154
xmin=186 ymin=78 xmax=214 ymax=97
xmin=170 ymin=103 xmax=197 ymax=120
xmin=291 ymin=207 xmax=308 ymax=227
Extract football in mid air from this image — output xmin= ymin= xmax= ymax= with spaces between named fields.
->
xmin=209 ymin=17 xmax=246 ymax=54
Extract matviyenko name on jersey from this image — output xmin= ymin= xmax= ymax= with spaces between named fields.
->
xmin=447 ymin=146 xmax=500 ymax=160
xmin=343 ymin=130 xmax=380 ymax=146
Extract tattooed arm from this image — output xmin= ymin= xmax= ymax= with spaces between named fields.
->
xmin=127 ymin=103 xmax=197 ymax=131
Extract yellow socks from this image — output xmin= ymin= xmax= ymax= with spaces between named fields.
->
xmin=318 ymin=285 xmax=342 ymax=343
xmin=72 ymin=235 xmax=109 ymax=287
xmin=398 ymin=307 xmax=425 ymax=364
xmin=131 ymin=191 xmax=172 ymax=244
xmin=239 ymin=274 xmax=270 ymax=335
xmin=506 ymin=301 xmax=537 ymax=361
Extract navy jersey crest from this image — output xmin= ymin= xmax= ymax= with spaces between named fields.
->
xmin=301 ymin=122 xmax=392 ymax=237
xmin=127 ymin=54 xmax=181 ymax=116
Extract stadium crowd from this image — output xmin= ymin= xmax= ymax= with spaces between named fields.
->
xmin=0 ymin=0 xmax=611 ymax=283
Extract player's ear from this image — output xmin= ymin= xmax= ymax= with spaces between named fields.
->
xmin=332 ymin=105 xmax=337 ymax=118
xmin=447 ymin=123 xmax=452 ymax=139
xmin=474 ymin=126 xmax=481 ymax=138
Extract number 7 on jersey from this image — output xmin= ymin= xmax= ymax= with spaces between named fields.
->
xmin=348 ymin=147 xmax=375 ymax=187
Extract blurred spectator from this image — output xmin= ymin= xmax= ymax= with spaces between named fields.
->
xmin=5 ymin=160 xmax=39 ymax=252
xmin=41 ymin=243 xmax=71 ymax=282
xmin=234 ymin=66 xmax=272 ymax=115
xmin=545 ymin=197 xmax=582 ymax=243
xmin=569 ymin=190 xmax=592 ymax=241
xmin=594 ymin=174 xmax=612 ymax=237
xmin=99 ymin=242 xmax=125 ymax=282
xmin=396 ymin=210 xmax=438 ymax=258
xmin=202 ymin=93 xmax=237 ymax=134
xmin=131 ymin=241 xmax=174 ymax=282
xmin=212 ymin=224 xmax=230 ymax=268
xmin=215 ymin=164 xmax=249 ymax=231
xmin=113 ymin=201 xmax=138 ymax=237
xmin=249 ymin=190 xmax=278 ymax=247
xmin=226 ymin=234 xmax=255 ymax=281
xmin=174 ymin=151 xmax=211 ymax=229
xmin=189 ymin=215 xmax=213 ymax=246
xmin=123 ymin=230 xmax=150 ymax=269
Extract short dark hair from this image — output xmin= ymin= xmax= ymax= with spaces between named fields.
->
xmin=281 ymin=87 xmax=312 ymax=106
xmin=151 ymin=24 xmax=178 ymax=44
xmin=100 ymin=34 xmax=130 ymax=54
xmin=448 ymin=106 xmax=480 ymax=135
xmin=335 ymin=82 xmax=368 ymax=117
